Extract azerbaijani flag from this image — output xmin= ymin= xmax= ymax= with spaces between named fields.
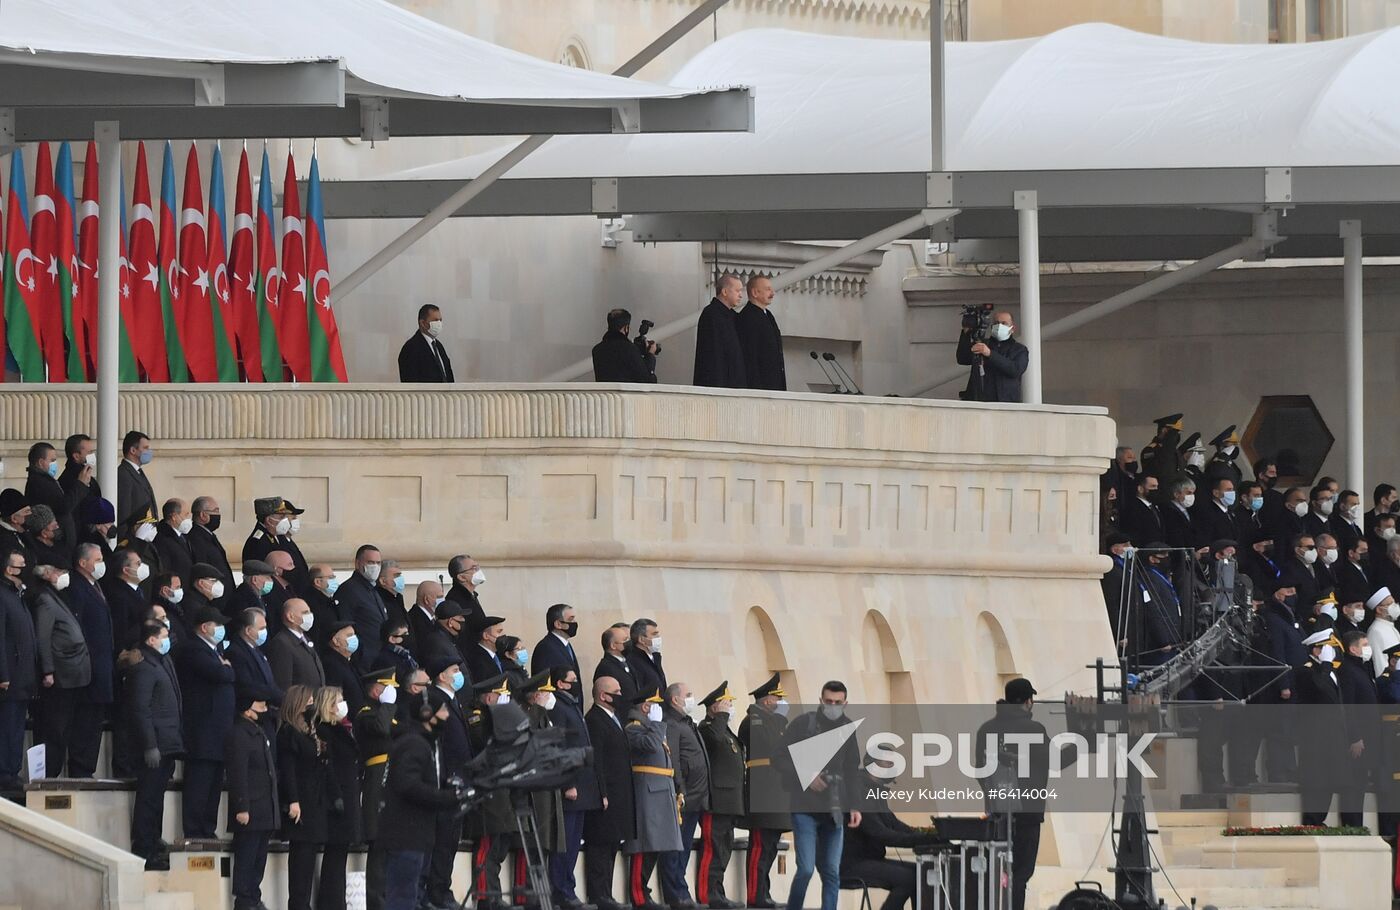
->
xmin=176 ymin=144 xmax=216 ymax=381
xmin=206 ymin=145 xmax=239 ymax=381
xmin=3 ymin=149 xmax=44 ymax=380
xmin=276 ymin=150 xmax=311 ymax=380
xmin=128 ymin=142 xmax=169 ymax=381
xmin=55 ymin=142 xmax=83 ymax=380
xmin=158 ymin=141 xmax=188 ymax=381
xmin=229 ymin=146 xmax=261 ymax=381
xmin=31 ymin=143 xmax=67 ymax=381
xmin=77 ymin=145 xmax=140 ymax=382
xmin=305 ymin=152 xmax=347 ymax=382
xmin=254 ymin=145 xmax=283 ymax=380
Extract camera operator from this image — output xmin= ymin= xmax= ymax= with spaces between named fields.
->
xmin=955 ymin=308 xmax=1028 ymax=403
xmin=378 ymin=691 xmax=463 ymax=910
xmin=592 ymin=309 xmax=658 ymax=383
xmin=972 ymin=679 xmax=1048 ymax=910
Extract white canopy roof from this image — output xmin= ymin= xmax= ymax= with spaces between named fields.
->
xmin=0 ymin=0 xmax=753 ymax=140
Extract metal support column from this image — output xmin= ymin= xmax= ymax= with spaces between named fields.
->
xmin=931 ymin=0 xmax=945 ymax=172
xmin=1342 ymin=219 xmax=1363 ymax=496
xmin=1015 ymin=190 xmax=1041 ymax=404
xmin=95 ymin=121 xmax=121 ymax=499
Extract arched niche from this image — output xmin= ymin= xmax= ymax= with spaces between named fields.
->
xmin=972 ymin=611 xmax=1017 ymax=702
xmin=861 ymin=609 xmax=915 ymax=704
xmin=744 ymin=605 xmax=798 ymax=703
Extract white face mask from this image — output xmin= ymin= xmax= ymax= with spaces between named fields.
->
xmin=991 ymin=323 xmax=1012 ymax=342
xmin=683 ymin=695 xmax=697 ymax=712
xmin=334 ymin=700 xmax=349 ymax=720
xmin=650 ymin=635 xmax=663 ymax=654
xmin=1384 ymin=527 xmax=1398 ymax=541
xmin=167 ymin=587 xmax=184 ymax=604
xmin=1322 ymin=548 xmax=1338 ymax=565
xmin=1319 ymin=645 xmax=1337 ymax=663
xmin=1362 ymin=645 xmax=1374 ymax=662
xmin=1187 ymin=452 xmax=1205 ymax=470
xmin=53 ymin=572 xmax=70 ymax=592
xmin=646 ymin=703 xmax=663 ymax=722
xmin=427 ymin=319 xmax=444 ymax=338
xmin=1182 ymin=494 xmax=1196 ymax=509
xmin=497 ymin=693 xmax=512 ymax=706
xmin=1321 ymin=604 xmax=1338 ymax=620
xmin=274 ymin=516 xmax=292 ymax=536
xmin=541 ymin=692 xmax=557 ymax=711
xmin=135 ymin=562 xmax=151 ymax=582
xmin=362 ymin=563 xmax=382 ymax=582
xmin=1347 ymin=608 xmax=1365 ymax=623
xmin=470 ymin=568 xmax=486 ymax=587
xmin=84 ymin=452 xmax=97 ymax=469
xmin=1348 ymin=505 xmax=1362 ymax=521
xmin=209 ymin=580 xmax=226 ymax=600
xmin=177 ymin=517 xmax=193 ymax=535
xmin=774 ymin=698 xmax=790 ymax=717
xmin=1387 ymin=603 xmax=1400 ymax=622
xmin=1318 ymin=499 xmax=1335 ymax=516
xmin=1301 ymin=548 xmax=1318 ymax=565
xmin=1293 ymin=502 xmax=1309 ymax=518
xmin=135 ymin=522 xmax=158 ymax=542
xmin=821 ymin=704 xmax=846 ymax=721
xmin=300 ymin=612 xmax=315 ymax=632
xmin=91 ymin=561 xmax=106 ymax=581
xmin=378 ymin=686 xmax=398 ymax=705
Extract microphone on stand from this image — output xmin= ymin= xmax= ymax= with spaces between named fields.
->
xmin=823 ymin=353 xmax=863 ymax=395
xmin=810 ymin=351 xmax=848 ymax=393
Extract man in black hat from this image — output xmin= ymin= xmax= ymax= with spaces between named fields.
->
xmin=423 ymin=656 xmax=473 ymax=910
xmin=738 ymin=672 xmax=790 ymax=909
xmin=466 ymin=673 xmax=515 ymax=910
xmin=321 ymin=620 xmax=365 ymax=715
xmin=1178 ymin=432 xmax=1206 ymax=489
xmin=184 ymin=562 xmax=227 ymax=618
xmin=1204 ymin=426 xmax=1244 ymax=489
xmin=174 ymin=604 xmax=235 ymax=840
xmin=973 ymin=679 xmax=1047 ymax=910
xmin=225 ymin=683 xmax=279 ymax=910
xmin=696 ymin=682 xmax=744 ymax=909
xmin=624 ymin=686 xmax=682 ymax=910
xmin=661 ymin=681 xmax=708 ymax=909
xmin=228 ymin=558 xmax=275 ymax=616
xmin=516 ymin=671 xmax=567 ymax=904
xmin=241 ymin=496 xmax=310 ymax=593
xmin=356 ymin=668 xmax=399 ymax=910
xmin=1140 ymin=413 xmax=1185 ymax=491
xmin=0 ymin=488 xmax=33 ymax=559
xmin=464 ymin=614 xmax=509 ymax=684
xmin=416 ymin=599 xmax=467 ymax=670
xmin=584 ymin=674 xmax=634 ymax=910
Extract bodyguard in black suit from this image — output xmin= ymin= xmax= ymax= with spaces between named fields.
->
xmin=533 ymin=603 xmax=582 ymax=681
xmin=115 ymin=431 xmax=156 ymax=538
xmin=397 ymin=304 xmax=455 ymax=383
xmin=225 ymin=684 xmax=279 ymax=910
xmin=736 ymin=277 xmax=786 ymax=392
xmin=693 ymin=275 xmax=747 ymax=389
xmin=592 ymin=309 xmax=658 ymax=383
xmin=124 ymin=621 xmax=183 ymax=868
xmin=584 ymin=677 xmax=635 ymax=910
xmin=1336 ymin=539 xmax=1375 ymax=606
xmin=174 ymin=605 xmax=236 ymax=839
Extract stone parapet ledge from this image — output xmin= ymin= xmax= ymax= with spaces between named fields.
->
xmin=1202 ymin=835 xmax=1391 ymax=908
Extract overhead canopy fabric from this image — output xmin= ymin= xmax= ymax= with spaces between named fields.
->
xmin=0 ymin=0 xmax=731 ymax=104
xmin=393 ymin=23 xmax=1400 ymax=177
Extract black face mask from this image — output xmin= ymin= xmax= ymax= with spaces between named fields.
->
xmin=204 ymin=514 xmax=221 ymax=532
xmin=1122 ymin=461 xmax=1138 ymax=475
xmin=1262 ymin=476 xmax=1277 ymax=490
xmin=560 ymin=620 xmax=579 ymax=638
xmin=424 ymin=719 xmax=443 ymax=740
xmin=1282 ymin=594 xmax=1298 ymax=609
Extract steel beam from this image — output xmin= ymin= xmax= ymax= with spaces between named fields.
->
xmin=1342 ymin=219 xmax=1363 ymax=498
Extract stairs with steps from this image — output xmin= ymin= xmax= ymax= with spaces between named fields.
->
xmin=1148 ymin=809 xmax=1324 ymax=910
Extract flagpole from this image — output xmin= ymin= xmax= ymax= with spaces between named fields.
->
xmin=95 ymin=121 xmax=121 ymax=498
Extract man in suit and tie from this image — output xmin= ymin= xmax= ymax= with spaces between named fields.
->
xmin=463 ymin=613 xmax=508 ymax=684
xmin=187 ymin=496 xmax=233 ymax=593
xmin=152 ymin=498 xmax=194 ymax=586
xmin=336 ymin=545 xmax=386 ymax=657
xmin=265 ymin=597 xmax=326 ymax=692
xmin=1337 ymin=537 xmax=1375 ymax=607
xmin=736 ymin=275 xmax=787 ymax=391
xmin=115 ymin=430 xmax=156 ymax=539
xmin=397 ymin=303 xmax=455 ymax=382
xmin=424 ymin=657 xmax=473 ymax=910
xmin=173 ymin=604 xmax=236 ymax=840
xmin=626 ymin=618 xmax=667 ymax=695
xmin=584 ymin=675 xmax=635 ymax=910
xmin=227 ymin=608 xmax=282 ymax=741
xmin=65 ymin=542 xmax=115 ymax=778
xmin=443 ymin=553 xmax=486 ymax=623
xmin=1121 ymin=474 xmax=1165 ymax=550
xmin=533 ymin=603 xmax=582 ymax=681
xmin=593 ymin=622 xmax=638 ymax=705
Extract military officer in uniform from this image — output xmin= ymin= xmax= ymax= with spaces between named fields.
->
xmin=1178 ymin=432 xmax=1206 ymax=490
xmin=355 ymin=669 xmax=399 ymax=910
xmin=242 ymin=497 xmax=310 ymax=594
xmin=1296 ymin=629 xmax=1347 ymax=826
xmin=468 ymin=673 xmax=517 ymax=910
xmin=1204 ymin=426 xmax=1245 ymax=489
xmin=625 ymin=687 xmax=684 ymax=910
xmin=697 ymin=682 xmax=745 ymax=909
xmin=1140 ymin=413 xmax=1185 ymax=496
xmin=515 ymin=671 xmax=567 ymax=907
xmin=738 ymin=673 xmax=790 ymax=909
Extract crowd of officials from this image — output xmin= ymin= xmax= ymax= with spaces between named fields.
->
xmin=0 ymin=429 xmax=944 ymax=910
xmin=1099 ymin=414 xmax=1400 ymax=843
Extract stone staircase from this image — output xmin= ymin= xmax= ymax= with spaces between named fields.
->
xmin=1149 ymin=809 xmax=1323 ymax=910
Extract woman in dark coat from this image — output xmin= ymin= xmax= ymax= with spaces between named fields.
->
xmin=316 ymin=685 xmax=361 ymax=910
xmin=277 ymin=684 xmax=331 ymax=910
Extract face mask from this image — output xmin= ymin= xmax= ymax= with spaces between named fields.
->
xmin=1187 ymin=452 xmax=1205 ymax=470
xmin=157 ymin=637 xmax=171 ymax=655
xmin=49 ymin=571 xmax=70 ymax=592
xmin=1357 ymin=551 xmax=1369 ymax=564
xmin=1182 ymin=494 xmax=1196 ymax=509
xmin=1319 ymin=645 xmax=1336 ymax=664
xmin=516 ymin=648 xmax=529 ymax=666
xmin=683 ymin=695 xmax=697 ymax=712
xmin=1301 ymin=549 xmax=1318 ymax=565
xmin=450 ymin=671 xmax=465 ymax=692
xmin=323 ymin=577 xmax=340 ymax=596
xmin=290 ymin=517 xmax=301 ymax=534
xmin=107 ymin=529 xmax=118 ymax=545
xmin=1249 ymin=497 xmax=1264 ymax=512
xmin=334 ymin=700 xmax=349 ymax=720
xmin=1362 ymin=645 xmax=1374 ymax=662
xmin=1122 ymin=461 xmax=1138 ymax=475
xmin=205 ymin=514 xmax=221 ymax=532
xmin=274 ymin=517 xmax=292 ymax=536
xmin=1322 ymin=548 xmax=1338 ymax=565
xmin=1348 ymin=505 xmax=1362 ymax=521
xmin=650 ymin=636 xmax=663 ymax=654
xmin=84 ymin=452 xmax=97 ymax=469
xmin=258 ymin=579 xmax=273 ymax=596
xmin=362 ymin=563 xmax=381 ymax=582
xmin=379 ymin=686 xmax=398 ymax=705
xmin=427 ymin=319 xmax=444 ymax=338
xmin=91 ymin=561 xmax=106 ymax=581
xmin=135 ymin=562 xmax=151 ymax=582
xmin=1387 ymin=604 xmax=1400 ymax=622
xmin=1321 ymin=604 xmax=1338 ymax=620
xmin=1222 ymin=491 xmax=1237 ymax=507
xmin=211 ymin=625 xmax=226 ymax=645
xmin=167 ymin=587 xmax=184 ymax=604
xmin=1319 ymin=500 xmax=1334 ymax=516
xmin=991 ymin=323 xmax=1012 ymax=342
xmin=139 ymin=449 xmax=153 ymax=466
xmin=542 ymin=692 xmax=557 ymax=711
xmin=1121 ymin=546 xmax=1135 ymax=560
xmin=346 ymin=634 xmax=360 ymax=654
xmin=821 ymin=704 xmax=846 ymax=721
xmin=646 ymin=703 xmax=663 ymax=722
xmin=1384 ymin=528 xmax=1399 ymax=541
xmin=470 ymin=569 xmax=486 ymax=587
xmin=393 ymin=575 xmax=405 ymax=595
xmin=1347 ymin=608 xmax=1365 ymax=623
xmin=46 ymin=461 xmax=59 ymax=478
xmin=135 ymin=523 xmax=158 ymax=542
xmin=1226 ymin=445 xmax=1239 ymax=458
xmin=255 ymin=628 xmax=268 ymax=647
xmin=210 ymin=580 xmax=226 ymax=600
xmin=1282 ymin=594 xmax=1298 ymax=609
xmin=774 ymin=699 xmax=790 ymax=717
xmin=300 ymin=612 xmax=315 ymax=632
xmin=172 ymin=516 xmax=192 ymax=536
xmin=1293 ymin=502 xmax=1309 ymax=518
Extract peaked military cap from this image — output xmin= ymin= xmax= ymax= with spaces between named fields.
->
xmin=700 ymin=680 xmax=735 ymax=707
xmin=749 ymin=672 xmax=784 ymax=699
xmin=1153 ymin=413 xmax=1184 ymax=430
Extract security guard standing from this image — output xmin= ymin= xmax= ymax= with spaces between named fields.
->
xmin=626 ymin=687 xmax=684 ymax=910
xmin=697 ymin=681 xmax=745 ymax=909
xmin=738 ymin=673 xmax=790 ymax=909
xmin=1140 ymin=414 xmax=1186 ymax=494
xmin=355 ymin=669 xmax=398 ymax=910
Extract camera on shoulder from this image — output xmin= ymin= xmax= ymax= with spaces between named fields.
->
xmin=961 ymin=302 xmax=995 ymax=342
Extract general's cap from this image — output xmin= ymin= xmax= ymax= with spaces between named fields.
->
xmin=1302 ymin=629 xmax=1339 ymax=647
xmin=701 ymin=681 xmax=734 ymax=707
xmin=513 ymin=670 xmax=555 ymax=696
xmin=472 ymin=672 xmax=511 ymax=695
xmin=1154 ymin=414 xmax=1184 ymax=430
xmin=1177 ymin=432 xmax=1204 ymax=455
xmin=1210 ymin=426 xmax=1240 ymax=448
xmin=750 ymin=672 xmax=784 ymax=699
xmin=632 ymin=686 xmax=665 ymax=706
xmin=360 ymin=668 xmax=398 ymax=687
